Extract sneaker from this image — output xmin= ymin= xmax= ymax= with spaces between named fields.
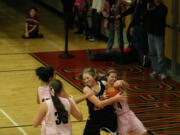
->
xmin=149 ymin=72 xmax=158 ymax=78
xmin=161 ymin=74 xmax=167 ymax=80
xmin=88 ymin=37 xmax=95 ymax=42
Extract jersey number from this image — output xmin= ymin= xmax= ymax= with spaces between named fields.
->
xmin=54 ymin=112 xmax=61 ymax=125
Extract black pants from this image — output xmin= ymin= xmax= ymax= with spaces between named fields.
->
xmin=127 ymin=23 xmax=148 ymax=56
xmin=75 ymin=8 xmax=89 ymax=36
xmin=91 ymin=9 xmax=102 ymax=38
xmin=22 ymin=31 xmax=43 ymax=39
xmin=83 ymin=114 xmax=117 ymax=135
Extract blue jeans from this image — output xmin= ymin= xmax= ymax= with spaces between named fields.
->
xmin=148 ymin=34 xmax=166 ymax=75
xmin=107 ymin=22 xmax=124 ymax=53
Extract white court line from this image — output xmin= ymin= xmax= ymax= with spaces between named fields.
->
xmin=44 ymin=38 xmax=63 ymax=51
xmin=0 ymin=108 xmax=28 ymax=135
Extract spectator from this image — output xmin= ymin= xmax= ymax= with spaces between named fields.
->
xmin=146 ymin=0 xmax=168 ymax=80
xmin=23 ymin=7 xmax=43 ymax=39
xmin=88 ymin=0 xmax=103 ymax=41
xmin=120 ymin=0 xmax=149 ymax=66
xmin=73 ymin=0 xmax=90 ymax=39
xmin=102 ymin=0 xmax=126 ymax=53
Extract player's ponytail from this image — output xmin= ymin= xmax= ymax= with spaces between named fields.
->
xmin=49 ymin=79 xmax=68 ymax=124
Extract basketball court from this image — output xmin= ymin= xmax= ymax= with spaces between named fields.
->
xmin=0 ymin=0 xmax=179 ymax=135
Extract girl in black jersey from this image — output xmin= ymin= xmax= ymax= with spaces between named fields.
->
xmin=82 ymin=68 xmax=125 ymax=135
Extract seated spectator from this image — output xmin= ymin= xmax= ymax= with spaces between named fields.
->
xmin=22 ymin=7 xmax=43 ymax=39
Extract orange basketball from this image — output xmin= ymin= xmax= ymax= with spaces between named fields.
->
xmin=106 ymin=87 xmax=119 ymax=98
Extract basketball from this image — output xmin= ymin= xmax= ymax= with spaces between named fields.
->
xmin=106 ymin=87 xmax=119 ymax=98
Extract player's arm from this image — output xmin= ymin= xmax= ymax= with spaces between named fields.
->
xmin=33 ymin=102 xmax=48 ymax=127
xmin=114 ymin=80 xmax=128 ymax=101
xmin=68 ymin=96 xmax=83 ymax=121
xmin=28 ymin=25 xmax=37 ymax=33
xmin=83 ymin=87 xmax=123 ymax=108
xmin=75 ymin=90 xmax=94 ymax=104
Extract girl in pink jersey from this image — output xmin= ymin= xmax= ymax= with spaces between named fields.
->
xmin=105 ymin=69 xmax=149 ymax=135
xmin=35 ymin=66 xmax=55 ymax=104
xmin=33 ymin=79 xmax=83 ymax=135
xmin=35 ymin=66 xmax=57 ymax=135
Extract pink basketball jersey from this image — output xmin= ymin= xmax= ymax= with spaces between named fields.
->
xmin=114 ymin=101 xmax=130 ymax=116
xmin=38 ymin=86 xmax=51 ymax=104
xmin=114 ymin=101 xmax=147 ymax=135
xmin=45 ymin=97 xmax=72 ymax=135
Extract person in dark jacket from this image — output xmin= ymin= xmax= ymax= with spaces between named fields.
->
xmin=118 ymin=0 xmax=149 ymax=66
xmin=146 ymin=0 xmax=168 ymax=80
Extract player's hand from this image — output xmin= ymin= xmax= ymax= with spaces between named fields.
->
xmin=114 ymin=92 xmax=127 ymax=102
xmin=68 ymin=95 xmax=76 ymax=103
xmin=101 ymin=92 xmax=108 ymax=100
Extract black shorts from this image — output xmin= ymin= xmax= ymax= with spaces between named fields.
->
xmin=83 ymin=113 xmax=117 ymax=135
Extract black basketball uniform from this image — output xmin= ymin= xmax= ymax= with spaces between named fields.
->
xmin=83 ymin=80 xmax=117 ymax=135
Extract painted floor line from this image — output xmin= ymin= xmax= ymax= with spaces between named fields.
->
xmin=0 ymin=108 xmax=28 ymax=135
xmin=44 ymin=38 xmax=63 ymax=51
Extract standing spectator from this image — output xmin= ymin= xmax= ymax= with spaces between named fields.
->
xmin=23 ymin=7 xmax=43 ymax=39
xmin=146 ymin=0 xmax=168 ymax=80
xmin=89 ymin=0 xmax=103 ymax=41
xmin=102 ymin=0 xmax=126 ymax=53
xmin=120 ymin=0 xmax=149 ymax=66
xmin=73 ymin=0 xmax=90 ymax=39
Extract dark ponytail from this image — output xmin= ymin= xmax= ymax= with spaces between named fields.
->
xmin=49 ymin=79 xmax=68 ymax=124
xmin=35 ymin=66 xmax=54 ymax=83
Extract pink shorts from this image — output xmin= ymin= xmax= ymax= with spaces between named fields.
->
xmin=117 ymin=110 xmax=147 ymax=135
